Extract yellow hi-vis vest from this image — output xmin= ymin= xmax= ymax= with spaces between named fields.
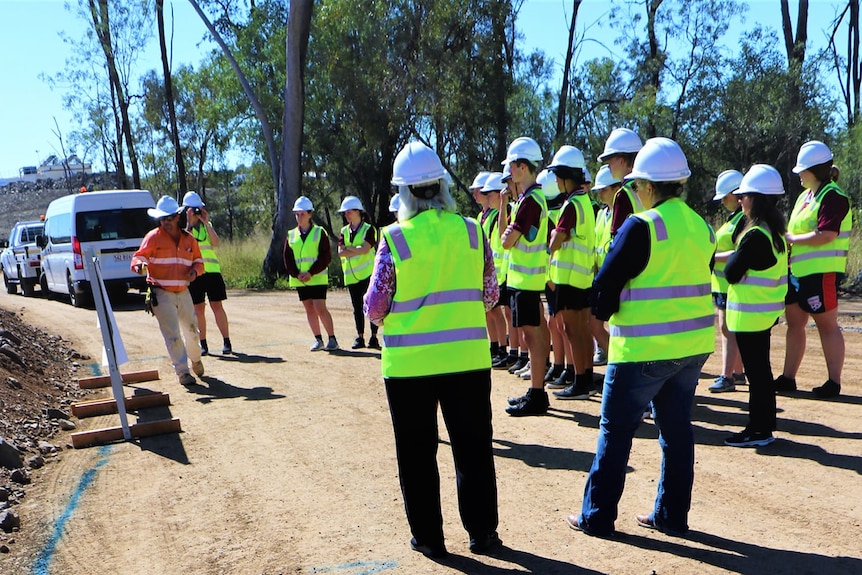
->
xmin=594 ymin=205 xmax=612 ymax=270
xmin=339 ymin=221 xmax=376 ymax=285
xmin=788 ymin=182 xmax=852 ymax=276
xmin=727 ymin=225 xmax=788 ymax=332
xmin=288 ymin=225 xmax=329 ymax=288
xmin=507 ymin=185 xmax=548 ymax=291
xmin=380 ymin=210 xmax=490 ymax=378
xmin=191 ymin=224 xmax=221 ymax=273
xmin=549 ymin=191 xmax=596 ymax=289
xmin=481 ymin=207 xmax=507 ymax=285
xmin=711 ymin=210 xmax=745 ymax=294
xmin=608 ymin=197 xmax=716 ymax=363
xmin=612 ymin=180 xmax=644 ymax=232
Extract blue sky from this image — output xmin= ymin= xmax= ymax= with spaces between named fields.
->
xmin=0 ymin=0 xmax=846 ymax=178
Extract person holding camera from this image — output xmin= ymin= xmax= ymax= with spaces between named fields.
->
xmin=183 ymin=191 xmax=233 ymax=356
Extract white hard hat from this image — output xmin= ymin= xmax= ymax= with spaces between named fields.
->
xmin=388 ymin=195 xmax=401 ymax=213
xmin=597 ymin=128 xmax=643 ymax=161
xmin=713 ymin=170 xmax=744 ymax=200
xmin=734 ymin=164 xmax=785 ymax=196
xmin=338 ymin=195 xmax=364 ymax=212
xmin=501 ymin=136 xmax=543 ymax=166
xmin=792 ymin=140 xmax=833 ymax=174
xmin=626 ymin=137 xmax=691 ymax=182
xmin=536 ymin=169 xmax=560 ymax=198
xmin=147 ymin=195 xmax=182 ymax=219
xmin=480 ymin=172 xmax=505 ymax=193
xmin=592 ymin=164 xmax=620 ymax=191
xmin=583 ymin=166 xmax=592 ymax=183
xmin=292 ymin=196 xmax=314 ymax=212
xmin=471 ymin=171 xmax=492 ymax=190
xmin=391 ymin=141 xmax=446 ymax=186
xmin=547 ymin=145 xmax=586 ymax=170
xmin=182 ymin=191 xmax=205 ymax=208
xmin=501 ymin=164 xmax=512 ymax=183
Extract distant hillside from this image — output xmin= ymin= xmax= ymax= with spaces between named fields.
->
xmin=0 ymin=173 xmax=120 ymax=238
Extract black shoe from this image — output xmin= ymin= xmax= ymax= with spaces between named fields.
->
xmin=508 ymin=357 xmax=528 ymax=374
xmin=724 ymin=428 xmax=775 ymax=447
xmin=506 ymin=390 xmax=549 ymax=416
xmin=774 ymin=375 xmax=797 ymax=393
xmin=546 ymin=370 xmax=572 ymax=389
xmin=812 ymin=379 xmax=841 ymax=398
xmin=544 ymin=364 xmax=563 ymax=383
xmin=351 ymin=336 xmax=366 ymax=349
xmin=507 ymin=389 xmax=531 ymax=406
xmin=553 ymin=382 xmax=592 ymax=400
xmin=492 ymin=355 xmax=510 ymax=369
xmin=368 ymin=335 xmax=381 ymax=349
xmin=410 ymin=537 xmax=447 ymax=558
xmin=200 ymin=340 xmax=208 ymax=356
xmin=221 ymin=341 xmax=232 ymax=355
xmin=469 ymin=531 xmax=502 ymax=555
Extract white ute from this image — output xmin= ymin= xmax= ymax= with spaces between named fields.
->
xmin=1 ymin=219 xmax=45 ymax=297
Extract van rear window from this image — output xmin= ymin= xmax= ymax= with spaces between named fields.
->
xmin=76 ymin=208 xmax=153 ymax=242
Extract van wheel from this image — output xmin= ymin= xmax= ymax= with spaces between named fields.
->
xmin=67 ymin=274 xmax=91 ymax=308
xmin=40 ymin=274 xmax=53 ymax=300
xmin=4 ymin=271 xmax=17 ymax=295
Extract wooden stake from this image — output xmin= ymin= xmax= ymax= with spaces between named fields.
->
xmin=71 ymin=393 xmax=172 ymax=418
xmin=77 ymin=369 xmax=160 ymax=389
xmin=71 ymin=418 xmax=182 ymax=449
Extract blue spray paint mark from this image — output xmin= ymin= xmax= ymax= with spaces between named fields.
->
xmin=311 ymin=561 xmax=397 ymax=574
xmin=31 ymin=445 xmax=112 ymax=575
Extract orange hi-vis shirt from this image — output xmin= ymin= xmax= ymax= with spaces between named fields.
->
xmin=132 ymin=227 xmax=204 ymax=292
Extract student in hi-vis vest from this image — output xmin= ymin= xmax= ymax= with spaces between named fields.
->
xmin=337 ymin=196 xmax=379 ymax=350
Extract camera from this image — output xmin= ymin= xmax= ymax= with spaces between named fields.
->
xmin=192 ymin=207 xmax=202 ymax=215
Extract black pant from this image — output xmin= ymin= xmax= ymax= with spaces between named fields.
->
xmin=385 ymin=370 xmax=498 ymax=545
xmin=734 ymin=329 xmax=776 ymax=432
xmin=348 ymin=278 xmax=377 ymax=336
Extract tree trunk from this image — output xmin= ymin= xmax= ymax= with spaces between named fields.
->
xmin=556 ymin=0 xmax=582 ymax=143
xmin=156 ymin=0 xmax=188 ymax=197
xmin=263 ymin=0 xmax=314 ymax=280
xmin=645 ymin=0 xmax=664 ymax=139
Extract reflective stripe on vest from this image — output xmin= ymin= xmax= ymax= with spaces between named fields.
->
xmin=191 ymin=225 xmax=221 ymax=273
xmin=340 ymin=221 xmax=376 ymax=285
xmin=288 ymin=225 xmax=329 ymax=287
xmin=550 ymin=192 xmax=596 ymax=288
xmin=727 ymin=226 xmax=788 ymax=332
xmin=506 ymin=186 xmax=548 ymax=291
xmin=481 ymin=207 xmax=507 ymax=284
xmin=711 ymin=210 xmax=744 ymax=294
xmin=608 ymin=198 xmax=715 ymax=363
xmin=788 ymin=182 xmax=852 ymax=275
xmin=381 ymin=211 xmax=490 ymax=378
xmin=595 ymin=206 xmax=612 ymax=269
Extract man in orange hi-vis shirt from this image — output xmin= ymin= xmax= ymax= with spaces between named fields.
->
xmin=132 ymin=195 xmax=205 ymax=386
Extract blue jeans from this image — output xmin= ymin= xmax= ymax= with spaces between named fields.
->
xmin=579 ymin=353 xmax=709 ymax=536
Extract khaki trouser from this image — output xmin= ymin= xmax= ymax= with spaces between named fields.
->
xmin=152 ymin=287 xmax=200 ymax=375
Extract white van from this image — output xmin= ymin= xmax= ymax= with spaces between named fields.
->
xmin=37 ymin=190 xmax=156 ymax=307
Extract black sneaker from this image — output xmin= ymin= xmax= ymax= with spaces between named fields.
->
xmin=221 ymin=340 xmax=232 ymax=355
xmin=505 ymin=390 xmax=549 ymax=416
xmin=200 ymin=340 xmax=209 ymax=356
xmin=351 ymin=336 xmax=366 ymax=349
xmin=368 ymin=335 xmax=381 ymax=349
xmin=774 ymin=375 xmax=797 ymax=393
xmin=553 ymin=381 xmax=592 ymax=400
xmin=544 ymin=364 xmax=563 ymax=383
xmin=507 ymin=389 xmax=531 ymax=406
xmin=546 ymin=370 xmax=572 ymax=390
xmin=812 ymin=379 xmax=841 ymax=398
xmin=409 ymin=537 xmax=447 ymax=558
xmin=724 ymin=429 xmax=775 ymax=447
xmin=492 ymin=355 xmax=510 ymax=369
xmin=469 ymin=531 xmax=502 ymax=555
xmin=508 ymin=357 xmax=528 ymax=374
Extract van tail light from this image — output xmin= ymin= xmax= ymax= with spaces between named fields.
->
xmin=72 ymin=236 xmax=83 ymax=270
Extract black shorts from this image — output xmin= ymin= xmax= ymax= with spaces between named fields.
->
xmin=554 ymin=284 xmax=592 ymax=311
xmin=189 ymin=272 xmax=228 ymax=305
xmin=712 ymin=292 xmax=728 ymax=310
xmin=544 ymin=284 xmax=557 ymax=316
xmin=297 ymin=284 xmax=328 ymax=301
xmin=785 ymin=272 xmax=842 ymax=314
xmin=509 ymin=289 xmax=542 ymax=327
xmin=494 ymin=282 xmax=508 ymax=308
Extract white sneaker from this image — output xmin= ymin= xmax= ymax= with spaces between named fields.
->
xmin=593 ymin=348 xmax=607 ymax=366
xmin=310 ymin=339 xmax=325 ymax=351
xmin=514 ymin=361 xmax=532 ymax=376
xmin=324 ymin=338 xmax=340 ymax=351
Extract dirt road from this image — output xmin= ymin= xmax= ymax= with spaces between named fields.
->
xmin=2 ymin=289 xmax=861 ymax=574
